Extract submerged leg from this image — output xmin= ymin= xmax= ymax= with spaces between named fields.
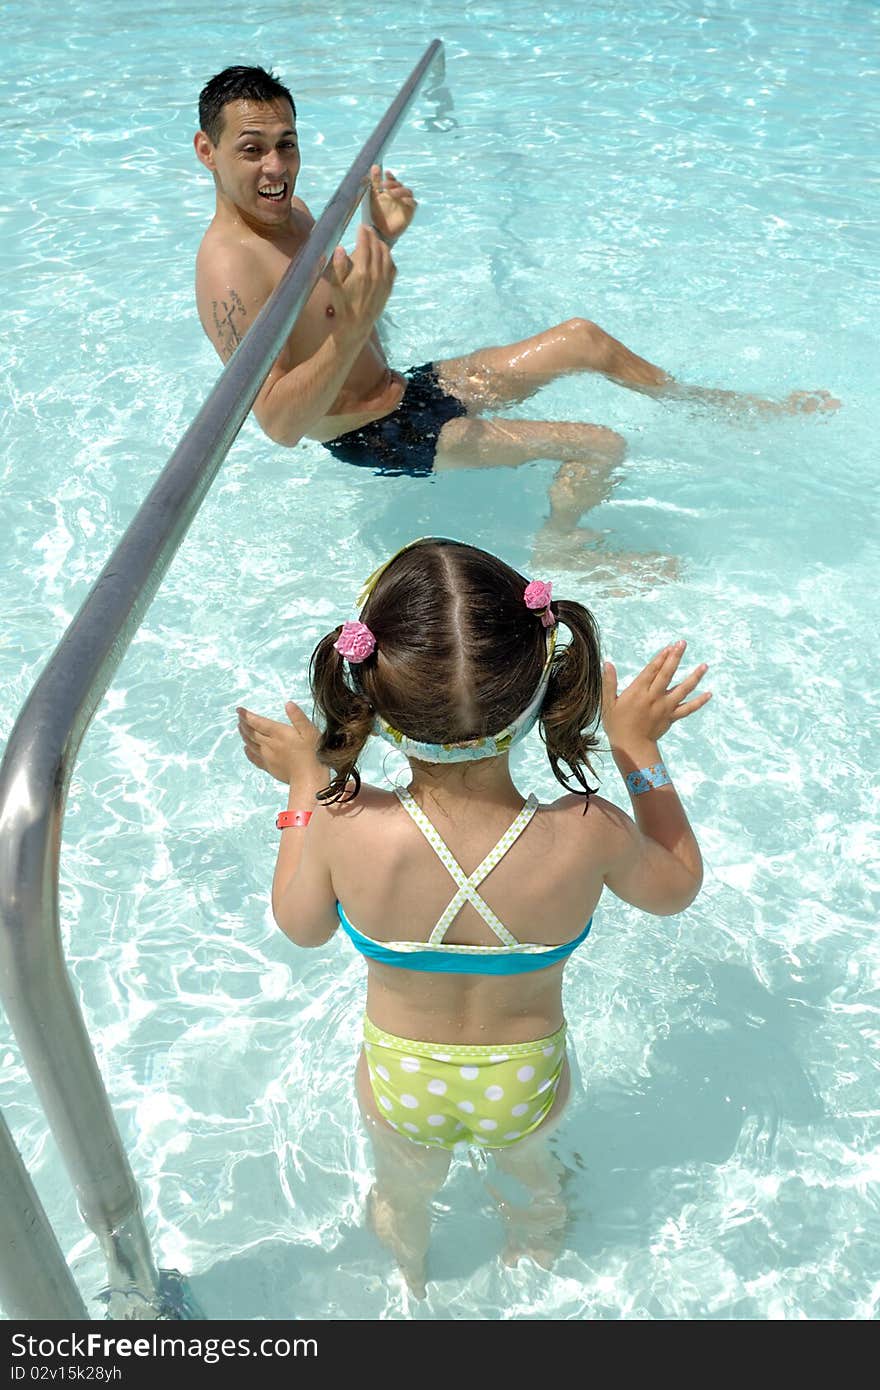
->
xmin=434 ymin=415 xmax=624 ymax=538
xmin=356 ymin=1051 xmax=451 ymax=1299
xmin=490 ymin=1140 xmax=570 ymax=1270
xmin=434 ymin=416 xmax=677 ymax=582
xmin=483 ymin=1061 xmax=573 ymax=1270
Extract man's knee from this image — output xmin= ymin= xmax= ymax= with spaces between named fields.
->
xmin=591 ymin=425 xmax=626 ymax=463
xmin=561 ymin=317 xmax=612 ymax=366
xmin=435 ymin=416 xmax=482 ymax=456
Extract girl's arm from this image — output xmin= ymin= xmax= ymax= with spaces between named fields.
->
xmin=237 ymin=701 xmax=339 ymax=947
xmin=599 ymin=641 xmax=710 ymax=916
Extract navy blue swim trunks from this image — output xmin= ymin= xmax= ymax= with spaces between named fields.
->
xmin=321 ymin=362 xmax=468 ymax=477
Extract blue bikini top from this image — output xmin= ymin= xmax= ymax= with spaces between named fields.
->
xmin=335 ymin=788 xmax=592 ymax=976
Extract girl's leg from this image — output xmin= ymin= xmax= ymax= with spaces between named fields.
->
xmin=483 ymin=1061 xmax=573 ymax=1270
xmin=356 ymin=1050 xmax=451 ymax=1299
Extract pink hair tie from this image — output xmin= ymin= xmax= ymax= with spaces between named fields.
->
xmin=334 ymin=620 xmax=376 ymax=662
xmin=523 ymin=579 xmax=556 ymax=628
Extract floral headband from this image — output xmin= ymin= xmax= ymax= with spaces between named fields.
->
xmin=332 ymin=539 xmax=557 ymax=763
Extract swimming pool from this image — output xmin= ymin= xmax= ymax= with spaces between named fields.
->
xmin=2 ymin=0 xmax=878 ymax=1319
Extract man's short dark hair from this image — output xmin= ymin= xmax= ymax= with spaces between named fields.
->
xmin=198 ymin=65 xmax=296 ymax=143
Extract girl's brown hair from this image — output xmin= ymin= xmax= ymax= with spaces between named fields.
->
xmin=310 ymin=539 xmax=603 ymax=802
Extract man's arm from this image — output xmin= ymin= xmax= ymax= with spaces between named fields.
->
xmin=196 ymin=224 xmax=396 ymax=447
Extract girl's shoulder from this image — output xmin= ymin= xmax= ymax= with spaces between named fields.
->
xmin=313 ymin=784 xmax=413 ymax=868
xmin=315 ymin=782 xmax=400 ymax=824
xmin=540 ymin=790 xmax=635 ymax=848
xmin=541 ymin=789 xmax=617 ymax=817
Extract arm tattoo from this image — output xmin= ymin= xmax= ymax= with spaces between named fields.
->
xmin=211 ymin=290 xmax=247 ymax=361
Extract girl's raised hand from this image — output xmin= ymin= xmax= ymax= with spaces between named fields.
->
xmin=601 ymin=640 xmax=711 ymax=750
xmin=236 ymin=701 xmax=321 ymax=786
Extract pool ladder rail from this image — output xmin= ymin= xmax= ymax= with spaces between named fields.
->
xmin=0 ymin=38 xmax=446 ymax=1321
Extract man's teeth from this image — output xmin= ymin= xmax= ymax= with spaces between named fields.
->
xmin=258 ymin=183 xmax=286 ymax=199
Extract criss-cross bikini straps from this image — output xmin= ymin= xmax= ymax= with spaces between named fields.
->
xmin=394 ymin=787 xmax=539 ymax=947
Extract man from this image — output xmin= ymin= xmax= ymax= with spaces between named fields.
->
xmin=194 ymin=66 xmax=837 ymax=563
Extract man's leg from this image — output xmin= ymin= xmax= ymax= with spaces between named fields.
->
xmin=434 ymin=415 xmax=625 ymax=536
xmin=435 ymin=318 xmax=838 ymax=415
xmin=356 ymin=1050 xmax=451 ymax=1300
xmin=434 ymin=416 xmax=677 ymax=581
xmin=436 ymin=318 xmax=669 ymax=410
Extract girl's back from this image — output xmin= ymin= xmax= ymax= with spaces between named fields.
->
xmin=323 ymin=780 xmax=616 ymax=1045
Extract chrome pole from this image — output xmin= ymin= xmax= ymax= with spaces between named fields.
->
xmin=0 ymin=38 xmax=444 ymax=1317
xmin=0 ymin=1110 xmax=89 ymax=1320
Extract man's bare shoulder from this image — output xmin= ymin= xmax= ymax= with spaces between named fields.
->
xmin=195 ymin=218 xmax=274 ymax=290
xmin=195 ymin=229 xmax=275 ymax=362
xmin=197 ymin=200 xmax=312 ymax=265
xmin=195 ymin=204 xmax=314 ymax=342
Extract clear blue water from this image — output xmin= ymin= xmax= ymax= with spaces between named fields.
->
xmin=2 ymin=0 xmax=879 ymax=1320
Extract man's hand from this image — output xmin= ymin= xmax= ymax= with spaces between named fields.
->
xmin=368 ymin=163 xmax=417 ymax=243
xmin=323 ymin=223 xmax=396 ymax=337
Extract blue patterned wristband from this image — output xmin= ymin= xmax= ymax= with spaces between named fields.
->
xmin=625 ymin=763 xmax=672 ymax=795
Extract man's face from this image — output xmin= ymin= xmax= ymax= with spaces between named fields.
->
xmin=196 ymin=98 xmax=301 ymax=227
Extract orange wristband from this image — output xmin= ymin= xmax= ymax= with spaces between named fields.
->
xmin=276 ymin=810 xmax=313 ymax=829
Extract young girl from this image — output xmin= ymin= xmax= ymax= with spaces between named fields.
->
xmin=237 ymin=537 xmax=710 ymax=1296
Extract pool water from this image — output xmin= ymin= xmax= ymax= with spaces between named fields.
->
xmin=2 ymin=0 xmax=878 ymax=1319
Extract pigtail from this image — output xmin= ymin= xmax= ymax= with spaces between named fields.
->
xmin=309 ymin=628 xmax=375 ymax=803
xmin=539 ymin=599 xmax=603 ymax=801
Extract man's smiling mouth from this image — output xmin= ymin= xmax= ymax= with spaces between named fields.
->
xmin=258 ymin=182 xmax=287 ymax=201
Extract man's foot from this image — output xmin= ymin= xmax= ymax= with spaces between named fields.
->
xmin=365 ymin=1186 xmax=428 ymax=1300
xmin=547 ymin=457 xmax=617 ymax=531
xmin=778 ymin=388 xmax=841 ymax=414
xmin=533 ymin=527 xmax=680 ymax=592
xmin=662 ymin=380 xmax=841 ymax=417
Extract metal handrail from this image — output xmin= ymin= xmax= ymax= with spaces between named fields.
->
xmin=0 ymin=1111 xmax=88 ymax=1319
xmin=0 ymin=38 xmax=443 ymax=1319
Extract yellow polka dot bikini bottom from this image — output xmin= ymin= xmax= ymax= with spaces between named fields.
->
xmin=363 ymin=1016 xmax=567 ymax=1149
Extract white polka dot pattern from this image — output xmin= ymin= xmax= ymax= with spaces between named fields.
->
xmin=363 ymin=1017 xmax=567 ymax=1151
